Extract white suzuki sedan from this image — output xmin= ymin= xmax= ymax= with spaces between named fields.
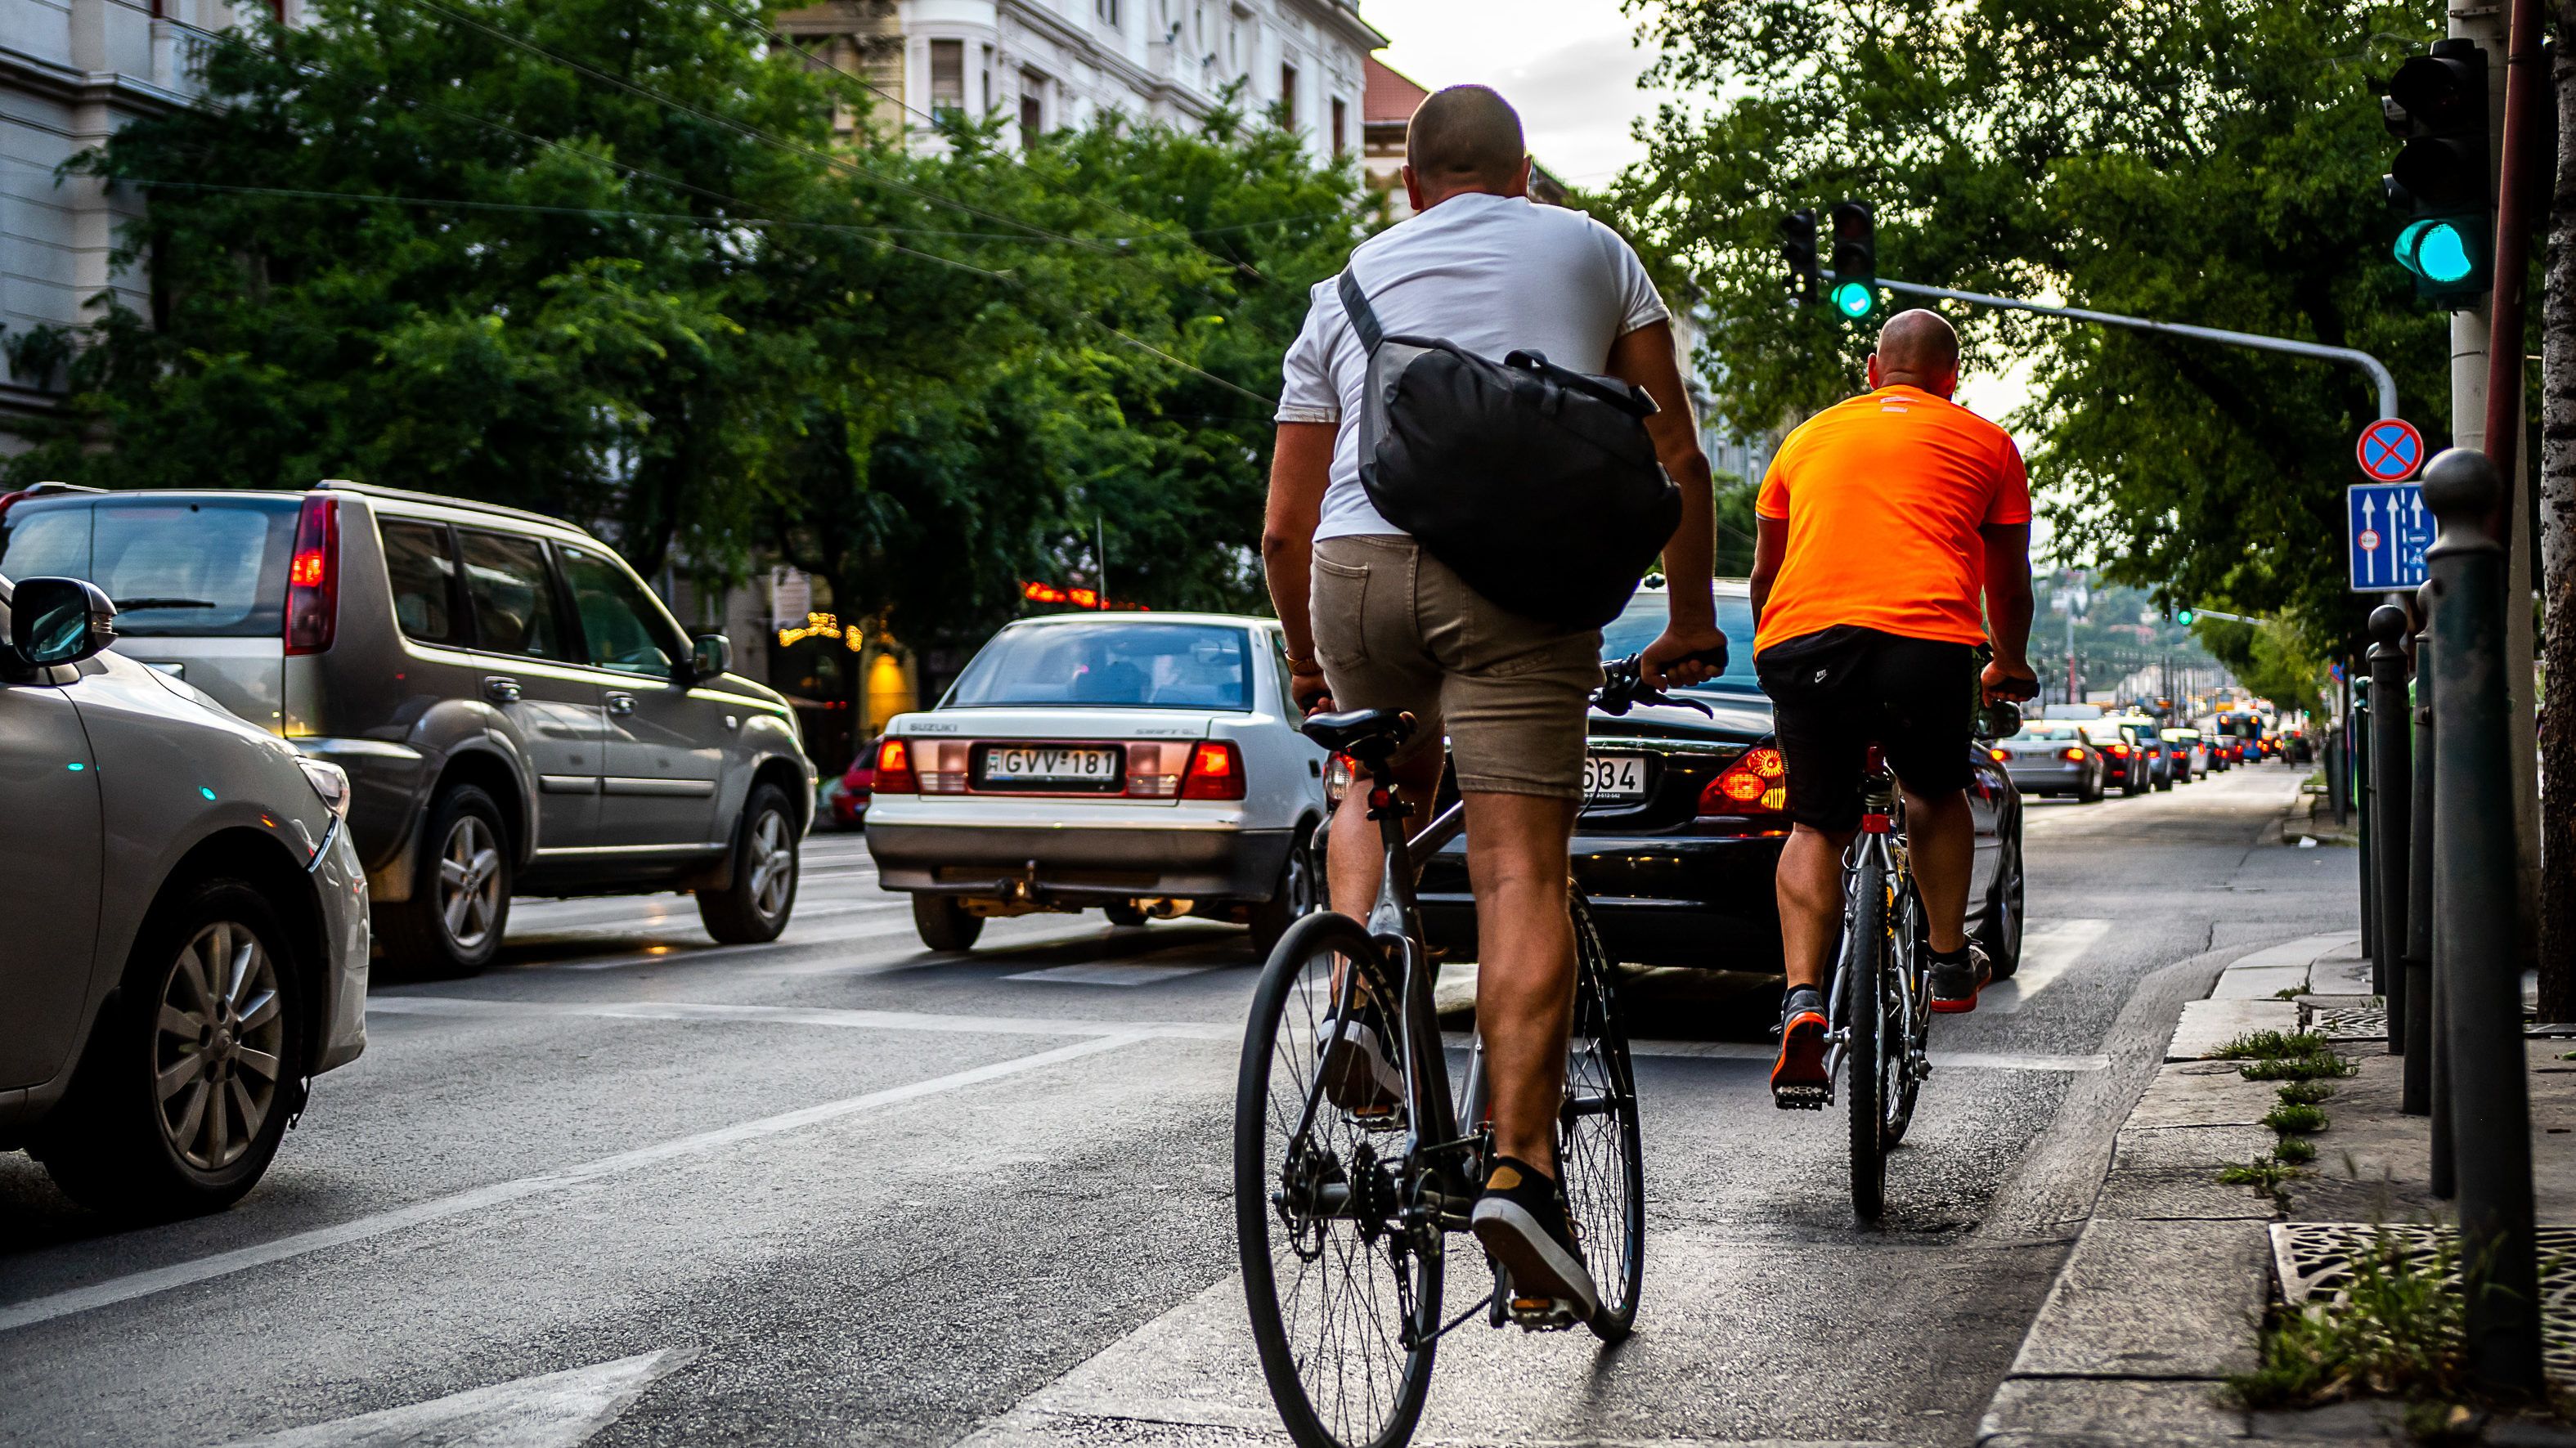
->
xmin=864 ymin=612 xmax=1327 ymax=952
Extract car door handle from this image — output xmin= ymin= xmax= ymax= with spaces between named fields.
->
xmin=482 ymin=675 xmax=523 ymax=705
xmin=604 ymin=691 xmax=637 ymax=716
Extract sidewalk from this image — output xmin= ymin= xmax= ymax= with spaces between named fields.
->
xmin=1979 ymin=935 xmax=2576 ymax=1446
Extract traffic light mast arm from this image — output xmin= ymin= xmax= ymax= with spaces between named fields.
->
xmin=1821 ymin=270 xmax=2399 ymax=422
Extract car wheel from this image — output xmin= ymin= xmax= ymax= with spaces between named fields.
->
xmin=1104 ymin=900 xmax=1149 ymax=928
xmin=36 ymin=880 xmax=307 ymax=1220
xmin=1246 ymin=826 xmax=1321 ymax=957
xmin=698 ymin=783 xmax=801 ymax=944
xmin=2077 ymin=768 xmax=2103 ymax=804
xmin=913 ymin=894 xmax=985 ymax=952
xmin=1977 ymin=828 xmax=2026 ymax=980
xmin=379 ymin=784 xmax=510 ymax=978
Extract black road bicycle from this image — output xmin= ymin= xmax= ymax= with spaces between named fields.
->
xmin=1232 ymin=655 xmax=1694 ymax=1448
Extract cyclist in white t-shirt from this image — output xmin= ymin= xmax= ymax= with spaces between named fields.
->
xmin=1263 ymin=85 xmax=1723 ymax=1316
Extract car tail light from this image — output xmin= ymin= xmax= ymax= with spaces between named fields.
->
xmin=1699 ymin=745 xmax=1788 ymax=817
xmin=1988 ymin=746 xmax=2009 ymax=764
xmin=2105 ymin=743 xmax=2131 ymax=758
xmin=875 ymin=737 xmax=918 ymax=794
xmin=283 ymin=495 xmax=339 ymax=655
xmin=2061 ymin=746 xmax=2088 ymax=762
xmin=1180 ymin=740 xmax=1246 ymax=800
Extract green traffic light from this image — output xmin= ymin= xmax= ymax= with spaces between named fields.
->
xmin=2394 ymin=218 xmax=2474 ymax=284
xmin=2177 ymin=609 xmax=2196 ymax=625
xmin=1831 ymin=280 xmax=1875 ymax=318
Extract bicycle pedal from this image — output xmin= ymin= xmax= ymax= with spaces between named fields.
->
xmin=1345 ymin=1105 xmax=1407 ymax=1132
xmin=1505 ymin=1296 xmax=1582 ymax=1332
xmin=1772 ymin=1084 xmax=1830 ymax=1111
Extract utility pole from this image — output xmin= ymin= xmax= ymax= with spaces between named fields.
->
xmin=2448 ymin=0 xmax=2543 ymax=961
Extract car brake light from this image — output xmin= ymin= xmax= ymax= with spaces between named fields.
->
xmin=1699 ymin=745 xmax=1788 ymax=817
xmin=284 ymin=495 xmax=339 ymax=655
xmin=2106 ymin=743 xmax=2130 ymax=758
xmin=1180 ymin=740 xmax=1246 ymax=800
xmin=875 ymin=737 xmax=918 ymax=794
xmin=2061 ymin=746 xmax=2087 ymax=762
xmin=1988 ymin=746 xmax=2009 ymax=764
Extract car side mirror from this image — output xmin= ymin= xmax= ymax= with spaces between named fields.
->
xmin=1973 ymin=700 xmax=2022 ymax=743
xmin=9 ymin=577 xmax=116 ymax=667
xmin=689 ymin=633 xmax=732 ymax=682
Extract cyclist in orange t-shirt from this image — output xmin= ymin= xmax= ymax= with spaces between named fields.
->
xmin=1748 ymin=310 xmax=2040 ymax=1103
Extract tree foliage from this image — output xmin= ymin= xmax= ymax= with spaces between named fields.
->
xmin=1621 ymin=0 xmax=2456 ymax=643
xmin=2 ymin=0 xmax=1373 ymax=659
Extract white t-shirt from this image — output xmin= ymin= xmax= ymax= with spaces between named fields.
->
xmin=1276 ymin=191 xmax=1670 ymax=540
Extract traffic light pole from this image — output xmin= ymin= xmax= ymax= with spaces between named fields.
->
xmin=1820 ymin=271 xmax=2399 ymax=421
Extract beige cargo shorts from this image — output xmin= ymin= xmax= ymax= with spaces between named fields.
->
xmin=1309 ymin=534 xmax=1604 ymax=800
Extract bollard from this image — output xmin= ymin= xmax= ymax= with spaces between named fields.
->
xmin=2368 ymin=605 xmax=2411 ymax=1055
xmin=2404 ymin=587 xmax=2436 ymax=1118
xmin=2355 ymin=696 xmax=2377 ymax=966
xmin=2421 ymin=447 xmax=2544 ymax=1393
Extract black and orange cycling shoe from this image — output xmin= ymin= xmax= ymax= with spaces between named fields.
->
xmin=1928 ymin=944 xmax=1991 ymax=1015
xmin=1771 ymin=985 xmax=1829 ymax=1110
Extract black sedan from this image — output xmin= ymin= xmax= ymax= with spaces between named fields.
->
xmin=1419 ymin=581 xmax=2026 ymax=977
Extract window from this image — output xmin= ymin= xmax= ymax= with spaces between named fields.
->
xmin=929 ymin=39 xmax=965 ymax=114
xmin=0 ymin=498 xmax=298 ymax=639
xmin=1096 ymin=0 xmax=1120 ymax=25
xmin=458 ymin=530 xmax=567 ymax=661
xmin=949 ymin=623 xmax=1251 ymax=711
xmin=558 ymin=545 xmax=683 ymax=679
xmin=1280 ymin=63 xmax=1299 ymax=128
xmin=380 ymin=520 xmax=464 ymax=645
xmin=981 ymin=45 xmax=992 ymax=112
xmin=1331 ymin=96 xmax=1347 ymax=155
xmin=1020 ymin=72 xmax=1046 ymax=149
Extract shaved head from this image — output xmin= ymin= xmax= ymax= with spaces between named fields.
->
xmin=1405 ymin=85 xmax=1527 ymax=199
xmin=1869 ymin=309 xmax=1961 ymax=396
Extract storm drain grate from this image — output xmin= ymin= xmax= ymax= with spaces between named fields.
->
xmin=2300 ymin=1001 xmax=2390 ymax=1040
xmin=2269 ymin=1222 xmax=2576 ymax=1383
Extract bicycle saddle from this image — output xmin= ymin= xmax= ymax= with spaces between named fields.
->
xmin=1300 ymin=709 xmax=1415 ymax=760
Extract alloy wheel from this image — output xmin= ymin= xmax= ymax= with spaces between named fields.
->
xmin=154 ymin=921 xmax=285 ymax=1172
xmin=747 ymin=807 xmax=796 ymax=921
xmin=438 ymin=814 xmax=504 ymax=951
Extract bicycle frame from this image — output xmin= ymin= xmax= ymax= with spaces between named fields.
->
xmin=1824 ymin=751 xmax=1914 ymax=1094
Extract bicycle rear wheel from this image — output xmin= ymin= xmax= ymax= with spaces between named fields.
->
xmin=1883 ymin=877 xmax=1929 ymax=1149
xmin=1236 ymin=911 xmax=1441 ymax=1448
xmin=1843 ymin=853 xmax=1892 ymax=1222
xmin=1558 ymin=891 xmax=1645 ymax=1341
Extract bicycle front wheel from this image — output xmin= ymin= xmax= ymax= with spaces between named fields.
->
xmin=1843 ymin=852 xmax=1892 ymax=1222
xmin=1559 ymin=890 xmax=1645 ymax=1341
xmin=1235 ymin=910 xmax=1440 ymax=1448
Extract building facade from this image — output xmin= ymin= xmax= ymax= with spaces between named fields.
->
xmin=1 ymin=0 xmax=289 ymax=444
xmin=771 ymin=0 xmax=1383 ymax=162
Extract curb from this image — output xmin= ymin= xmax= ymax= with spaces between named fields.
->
xmin=1975 ymin=934 xmax=2369 ymax=1448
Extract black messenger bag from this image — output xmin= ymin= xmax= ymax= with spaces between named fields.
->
xmin=1337 ymin=269 xmax=1680 ymax=631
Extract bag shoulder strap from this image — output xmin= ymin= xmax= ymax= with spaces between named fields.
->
xmin=1336 ymin=269 xmax=1384 ymax=355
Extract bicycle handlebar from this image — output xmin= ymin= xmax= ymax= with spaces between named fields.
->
xmin=1591 ymin=648 xmax=1727 ymax=718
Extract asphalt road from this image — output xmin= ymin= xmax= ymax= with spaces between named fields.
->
xmin=0 ymin=765 xmax=2356 ymax=1448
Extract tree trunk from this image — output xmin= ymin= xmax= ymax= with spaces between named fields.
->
xmin=2534 ymin=9 xmax=2576 ymax=1022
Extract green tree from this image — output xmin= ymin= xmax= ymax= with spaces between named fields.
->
xmin=1622 ymin=0 xmax=2452 ymax=646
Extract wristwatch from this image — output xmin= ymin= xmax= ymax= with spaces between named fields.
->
xmin=1285 ymin=651 xmax=1321 ymax=672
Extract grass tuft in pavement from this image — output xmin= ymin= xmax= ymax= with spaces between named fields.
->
xmin=2228 ymin=1231 xmax=2464 ymax=1410
xmin=2272 ymin=1136 xmax=2318 ymax=1165
xmin=2275 ymin=1078 xmax=2339 ymax=1105
xmin=2215 ymin=1029 xmax=2334 ymax=1060
xmin=2242 ymin=1050 xmax=2358 ymax=1083
xmin=2219 ymin=1156 xmax=2304 ymax=1196
xmin=2265 ymin=1101 xmax=2331 ymax=1135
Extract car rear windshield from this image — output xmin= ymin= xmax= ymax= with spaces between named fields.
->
xmin=947 ymin=621 xmax=1253 ymax=711
xmin=0 ymin=497 xmax=298 ymax=638
xmin=958 ymin=621 xmax=1257 ymax=711
xmin=2016 ymin=724 xmax=2084 ymax=741
xmin=1597 ymin=589 xmax=1762 ymax=692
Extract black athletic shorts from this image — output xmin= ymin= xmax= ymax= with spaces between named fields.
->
xmin=1753 ymin=625 xmax=1977 ymax=834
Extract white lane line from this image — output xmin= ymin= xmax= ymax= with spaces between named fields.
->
xmin=1607 ymin=1037 xmax=2108 ymax=1072
xmin=222 ymin=1349 xmax=697 ymax=1448
xmin=1981 ymin=918 xmax=2115 ymax=1015
xmin=1003 ymin=963 xmax=1219 ymax=987
xmin=0 ymin=1033 xmax=1155 ymax=1336
xmin=368 ymin=995 xmax=1234 ymax=1041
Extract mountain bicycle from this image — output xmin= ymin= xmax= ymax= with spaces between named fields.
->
xmin=1232 ymin=654 xmax=1695 ymax=1448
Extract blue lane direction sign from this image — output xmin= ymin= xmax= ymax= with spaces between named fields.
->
xmin=2348 ymin=482 xmax=2433 ymax=592
xmin=2356 ymin=417 xmax=2424 ymax=483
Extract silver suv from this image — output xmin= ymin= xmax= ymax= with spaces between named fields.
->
xmin=0 ymin=481 xmax=816 ymax=975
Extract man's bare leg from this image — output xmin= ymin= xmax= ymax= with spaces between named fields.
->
xmin=1462 ymin=790 xmax=1577 ymax=1176
xmin=1324 ymin=750 xmax=1445 ymax=923
xmin=1775 ymin=823 xmax=1852 ymax=995
xmin=1901 ymin=786 xmax=1973 ymax=954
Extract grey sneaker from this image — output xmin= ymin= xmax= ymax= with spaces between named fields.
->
xmin=1470 ymin=1156 xmax=1599 ymax=1320
xmin=1928 ymin=944 xmax=1991 ymax=1014
xmin=1319 ymin=998 xmax=1403 ymax=1114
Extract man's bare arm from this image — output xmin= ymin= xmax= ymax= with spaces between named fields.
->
xmin=1606 ymin=321 xmax=1725 ymax=686
xmin=1750 ymin=514 xmax=1788 ymax=625
xmin=1262 ymin=422 xmax=1337 ymax=709
xmin=1979 ymin=522 xmax=2037 ymax=691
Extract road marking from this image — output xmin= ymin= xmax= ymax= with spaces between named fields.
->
xmin=220 ymin=1349 xmax=696 ymax=1447
xmin=0 ymin=1033 xmax=1156 ymax=1336
xmin=1606 ymin=1037 xmax=2107 ymax=1073
xmin=369 ymin=994 xmax=1234 ymax=1041
xmin=1003 ymin=962 xmax=1219 ymax=986
xmin=1981 ymin=918 xmax=2115 ymax=1015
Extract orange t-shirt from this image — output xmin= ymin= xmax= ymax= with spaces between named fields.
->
xmin=1752 ymin=384 xmax=2031 ymax=654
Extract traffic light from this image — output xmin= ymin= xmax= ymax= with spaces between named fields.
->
xmin=2380 ymin=38 xmax=2491 ymax=305
xmin=1828 ymin=201 xmax=1875 ymax=319
xmin=1779 ymin=208 xmax=1818 ymax=306
xmin=2176 ymin=607 xmax=2196 ymax=625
